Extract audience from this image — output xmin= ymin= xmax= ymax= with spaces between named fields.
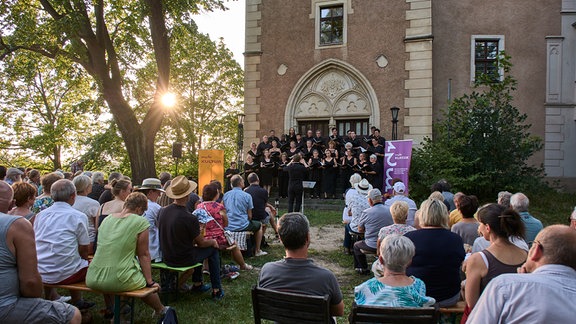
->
xmin=98 ymin=172 xmax=122 ymax=205
xmin=32 ymin=172 xmax=64 ymax=214
xmin=405 ymin=198 xmax=465 ymax=307
xmin=96 ymin=178 xmax=132 ymax=235
xmin=223 ymin=175 xmax=267 ymax=257
xmin=8 ymin=182 xmax=37 ymax=221
xmin=134 ymin=178 xmax=164 ymax=263
xmin=468 ymin=225 xmax=576 ymax=323
xmin=450 ymin=194 xmax=480 ymax=246
xmin=342 ymin=173 xmax=362 ymax=254
xmin=259 ymin=212 xmax=344 ymax=320
xmin=86 ymin=192 xmax=169 ymax=319
xmin=71 ymin=175 xmax=100 ymax=254
xmin=448 ymin=192 xmax=465 ymax=228
xmin=34 ymin=179 xmax=93 ymax=309
xmin=87 ymin=171 xmax=105 ymax=201
xmin=0 ymin=181 xmax=81 ymax=323
xmin=4 ymin=168 xmax=23 ymax=185
xmin=352 ymin=189 xmax=393 ymax=275
xmin=355 ymin=235 xmax=435 ymax=307
xmin=461 ymin=203 xmax=527 ymax=322
xmin=510 ymin=192 xmax=543 ymax=246
xmin=158 ymin=176 xmax=224 ymax=300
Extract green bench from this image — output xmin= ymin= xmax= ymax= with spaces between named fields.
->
xmin=151 ymin=262 xmax=202 ymax=302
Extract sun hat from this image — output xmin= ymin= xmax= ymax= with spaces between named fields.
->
xmin=354 ymin=178 xmax=373 ymax=195
xmin=6 ymin=167 xmax=23 ymax=177
xmin=165 ymin=175 xmax=197 ymax=199
xmin=393 ymin=182 xmax=406 ymax=194
xmin=135 ymin=178 xmax=165 ymax=192
xmin=349 ymin=173 xmax=362 ymax=186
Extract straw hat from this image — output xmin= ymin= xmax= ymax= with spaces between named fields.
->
xmin=165 ymin=175 xmax=197 ymax=199
xmin=134 ymin=178 xmax=165 ymax=192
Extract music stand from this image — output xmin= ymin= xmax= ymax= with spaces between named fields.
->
xmin=302 ymin=181 xmax=316 ymax=214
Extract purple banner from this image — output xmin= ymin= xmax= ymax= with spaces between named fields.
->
xmin=383 ymin=140 xmax=413 ymax=195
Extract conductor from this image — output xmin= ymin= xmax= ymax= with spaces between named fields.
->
xmin=283 ymin=154 xmax=308 ymax=213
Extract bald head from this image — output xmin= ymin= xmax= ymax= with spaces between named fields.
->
xmin=0 ymin=181 xmax=14 ymax=213
xmin=536 ymin=225 xmax=576 ymax=270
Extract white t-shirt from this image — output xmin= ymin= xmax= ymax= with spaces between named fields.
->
xmin=34 ymin=201 xmax=90 ymax=283
xmin=72 ymin=195 xmax=100 ymax=242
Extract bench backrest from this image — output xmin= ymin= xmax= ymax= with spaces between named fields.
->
xmin=251 ymin=285 xmax=332 ymax=324
xmin=349 ymin=302 xmax=439 ymax=324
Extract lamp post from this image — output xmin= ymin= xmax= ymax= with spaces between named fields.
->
xmin=237 ymin=113 xmax=245 ymax=171
xmin=390 ymin=106 xmax=400 ymax=140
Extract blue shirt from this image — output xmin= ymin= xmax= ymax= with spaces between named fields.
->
xmin=518 ymin=211 xmax=543 ymax=245
xmin=223 ymin=187 xmax=253 ymax=231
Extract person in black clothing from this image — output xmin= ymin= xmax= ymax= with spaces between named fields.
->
xmin=322 ymin=149 xmax=339 ymax=199
xmin=244 ymin=173 xmax=277 ymax=245
xmin=307 ymin=150 xmax=323 ymax=199
xmin=277 ymin=153 xmax=289 ymax=199
xmin=284 ymin=154 xmax=308 ymax=213
xmin=268 ymin=130 xmax=280 ymax=145
xmin=243 ymin=155 xmax=259 ymax=185
xmin=257 ymin=135 xmax=272 ymax=156
xmin=224 ymin=162 xmax=239 ymax=192
xmin=259 ymin=149 xmax=276 ymax=194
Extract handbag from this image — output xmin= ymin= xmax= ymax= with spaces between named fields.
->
xmin=201 ymin=204 xmax=236 ymax=247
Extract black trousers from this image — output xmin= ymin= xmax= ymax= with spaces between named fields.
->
xmin=287 ymin=185 xmax=303 ymax=212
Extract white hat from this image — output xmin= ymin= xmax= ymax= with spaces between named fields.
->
xmin=354 ymin=179 xmax=373 ymax=195
xmin=393 ymin=182 xmax=406 ymax=194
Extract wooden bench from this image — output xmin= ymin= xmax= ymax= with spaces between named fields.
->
xmin=151 ymin=262 xmax=202 ymax=302
xmin=439 ymin=300 xmax=466 ymax=324
xmin=44 ymin=282 xmax=158 ymax=324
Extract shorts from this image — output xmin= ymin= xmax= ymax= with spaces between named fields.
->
xmin=0 ymin=297 xmax=76 ymax=324
xmin=255 ymin=215 xmax=271 ymax=226
xmin=240 ymin=220 xmax=262 ymax=232
xmin=54 ymin=266 xmax=88 ymax=285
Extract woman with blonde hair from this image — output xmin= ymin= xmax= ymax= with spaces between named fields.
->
xmin=405 ymin=198 xmax=465 ymax=307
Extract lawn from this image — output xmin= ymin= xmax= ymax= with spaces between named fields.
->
xmin=69 ymin=190 xmax=575 ymax=323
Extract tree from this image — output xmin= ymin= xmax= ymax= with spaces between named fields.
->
xmin=0 ymin=53 xmax=99 ymax=170
xmin=0 ymin=0 xmax=227 ymax=183
xmin=410 ymin=54 xmax=543 ymax=200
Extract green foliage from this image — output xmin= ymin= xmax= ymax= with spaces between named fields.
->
xmin=410 ymin=54 xmax=544 ymax=201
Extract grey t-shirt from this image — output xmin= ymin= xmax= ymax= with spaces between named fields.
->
xmin=451 ymin=221 xmax=479 ymax=246
xmin=258 ymin=258 xmax=343 ymax=307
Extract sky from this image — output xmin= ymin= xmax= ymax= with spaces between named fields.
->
xmin=193 ymin=0 xmax=246 ymax=67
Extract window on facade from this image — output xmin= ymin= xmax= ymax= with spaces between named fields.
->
xmin=319 ymin=5 xmax=344 ymax=46
xmin=474 ymin=39 xmax=500 ymax=81
xmin=337 ymin=119 xmax=369 ymax=137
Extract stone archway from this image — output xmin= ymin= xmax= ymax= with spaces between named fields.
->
xmin=284 ymin=59 xmax=380 ymax=131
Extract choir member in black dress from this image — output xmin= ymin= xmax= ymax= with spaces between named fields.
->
xmin=371 ymin=137 xmax=385 ymax=164
xmin=327 ymin=140 xmax=339 ymax=159
xmin=257 ymin=135 xmax=272 ymax=155
xmin=224 ymin=162 xmax=239 ymax=192
xmin=286 ymin=140 xmax=300 ymax=160
xmin=328 ymin=127 xmax=343 ymax=152
xmin=277 ymin=153 xmax=289 ymax=199
xmin=312 ymin=130 xmax=326 ymax=152
xmin=259 ymin=149 xmax=276 ymax=194
xmin=357 ymin=152 xmax=370 ymax=176
xmin=371 ymin=129 xmax=386 ymax=146
xmin=269 ymin=140 xmax=282 ymax=162
xmin=340 ymin=148 xmax=357 ymax=190
xmin=243 ymin=155 xmax=259 ymax=184
xmin=295 ymin=134 xmax=305 ymax=150
xmin=287 ymin=127 xmax=297 ymax=143
xmin=247 ymin=142 xmax=261 ymax=161
xmin=366 ymin=154 xmax=383 ymax=190
xmin=307 ymin=149 xmax=323 ymax=199
xmin=322 ymin=149 xmax=339 ymax=199
xmin=301 ymin=140 xmax=315 ymax=161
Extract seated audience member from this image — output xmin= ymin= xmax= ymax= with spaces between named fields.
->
xmin=96 ymin=178 xmax=132 ymax=234
xmin=32 ymin=172 xmax=64 ymax=214
xmin=384 ymin=181 xmax=417 ymax=226
xmin=342 ymin=173 xmax=362 ymax=254
xmin=450 ymin=194 xmax=480 ymax=246
xmin=510 ymin=192 xmax=543 ymax=246
xmin=98 ymin=172 xmax=122 ymax=205
xmin=430 ymin=179 xmax=456 ymax=211
xmin=86 ymin=192 xmax=169 ymax=319
xmin=72 ymin=175 xmax=100 ymax=253
xmin=259 ymin=212 xmax=344 ymax=320
xmin=372 ymin=201 xmax=417 ymax=277
xmin=197 ymin=183 xmax=253 ymax=270
xmin=448 ymin=192 xmax=465 ymax=228
xmin=223 ymin=174 xmax=267 ymax=256
xmin=8 ymin=181 xmax=37 ymax=221
xmin=405 ymin=198 xmax=465 ymax=307
xmin=134 ymin=178 xmax=164 ymax=263
xmin=353 ymin=189 xmax=393 ymax=274
xmin=344 ymin=179 xmax=372 ymax=252
xmin=87 ymin=171 xmax=105 ymax=201
xmin=0 ymin=181 xmax=81 ymax=323
xmin=158 ymin=176 xmax=224 ymax=300
xmin=34 ymin=179 xmax=94 ymax=309
xmin=4 ymin=167 xmax=23 ymax=185
xmin=497 ymin=190 xmax=512 ymax=208
xmin=467 ymin=225 xmax=576 ymax=323
xmin=461 ymin=203 xmax=527 ymax=322
xmin=355 ymin=235 xmax=435 ymax=307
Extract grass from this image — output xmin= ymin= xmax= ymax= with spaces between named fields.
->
xmin=63 ymin=193 xmax=575 ymax=323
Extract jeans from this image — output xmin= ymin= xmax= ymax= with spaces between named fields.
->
xmin=191 ymin=246 xmax=221 ymax=290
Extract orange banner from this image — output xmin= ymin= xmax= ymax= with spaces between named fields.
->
xmin=198 ymin=150 xmax=225 ymax=194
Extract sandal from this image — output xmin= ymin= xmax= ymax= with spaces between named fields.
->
xmin=241 ymin=264 xmax=253 ymax=271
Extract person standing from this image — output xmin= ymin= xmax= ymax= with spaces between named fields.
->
xmin=283 ymin=154 xmax=308 ymax=213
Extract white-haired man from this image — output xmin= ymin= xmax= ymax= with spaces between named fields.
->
xmin=384 ymin=181 xmax=417 ymax=226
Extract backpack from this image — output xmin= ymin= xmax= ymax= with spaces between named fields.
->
xmin=158 ymin=307 xmax=178 ymax=324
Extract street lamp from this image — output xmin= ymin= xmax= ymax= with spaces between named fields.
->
xmin=390 ymin=106 xmax=400 ymax=140
xmin=237 ymin=113 xmax=245 ymax=171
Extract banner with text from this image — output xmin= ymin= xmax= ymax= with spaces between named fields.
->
xmin=198 ymin=150 xmax=225 ymax=193
xmin=384 ymin=140 xmax=413 ymax=195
